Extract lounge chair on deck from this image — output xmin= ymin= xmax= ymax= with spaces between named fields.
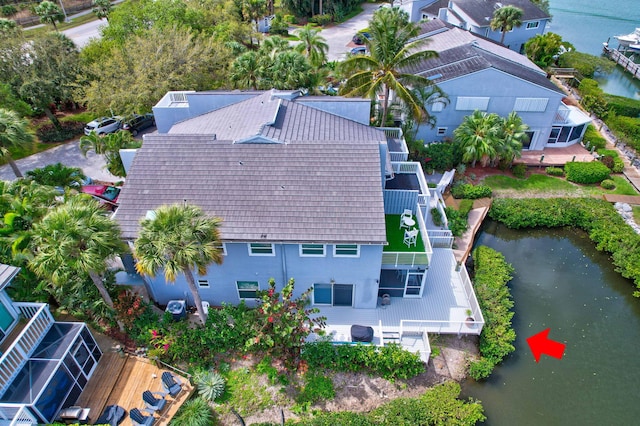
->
xmin=130 ymin=408 xmax=155 ymax=426
xmin=95 ymin=404 xmax=126 ymax=426
xmin=142 ymin=390 xmax=167 ymax=413
xmin=161 ymin=371 xmax=183 ymax=398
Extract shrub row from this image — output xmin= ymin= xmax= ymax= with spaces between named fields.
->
xmin=564 ymin=161 xmax=610 ymax=184
xmin=451 ymin=183 xmax=492 ymax=199
xmin=582 ymin=124 xmax=607 ymax=151
xmin=302 ymin=340 xmax=425 ymax=381
xmin=605 ymin=115 xmax=640 ymax=152
xmin=545 ymin=166 xmax=564 ymax=176
xmin=420 ymin=141 xmax=463 ymax=172
xmin=599 ymin=155 xmax=625 ymax=173
xmin=488 ymin=198 xmax=640 ymax=293
xmin=604 ymin=94 xmax=640 ymax=118
xmin=290 ymin=382 xmax=485 ymax=426
xmin=36 ymin=121 xmax=85 ymax=143
xmin=468 ymin=246 xmax=516 ymax=380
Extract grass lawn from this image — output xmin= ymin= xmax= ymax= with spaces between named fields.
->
xmin=483 ymin=173 xmax=639 ymax=197
xmin=384 ymin=215 xmax=426 ymax=252
xmin=633 ymin=206 xmax=640 ymax=224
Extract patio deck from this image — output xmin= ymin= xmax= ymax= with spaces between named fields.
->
xmin=317 ymin=248 xmax=483 ymax=342
xmin=517 ymin=143 xmax=594 ymax=166
xmin=75 ymin=353 xmax=194 ymax=425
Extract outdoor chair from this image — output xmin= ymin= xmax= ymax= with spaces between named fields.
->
xmin=129 ymin=408 xmax=155 ymax=426
xmin=400 ymin=209 xmax=413 ymax=229
xmin=142 ymin=390 xmax=167 ymax=413
xmin=403 ymin=228 xmax=418 ymax=247
xmin=161 ymin=371 xmax=183 ymax=398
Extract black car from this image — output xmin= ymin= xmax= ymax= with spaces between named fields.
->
xmin=121 ymin=113 xmax=155 ymax=136
xmin=352 ymin=31 xmax=371 ymax=45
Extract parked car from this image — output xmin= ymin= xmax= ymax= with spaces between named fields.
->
xmin=352 ymin=32 xmax=371 ymax=45
xmin=84 ymin=117 xmax=123 ymax=136
xmin=121 ymin=113 xmax=155 ymax=136
xmin=350 ymin=46 xmax=367 ymax=56
xmin=81 ymin=184 xmax=120 ymax=210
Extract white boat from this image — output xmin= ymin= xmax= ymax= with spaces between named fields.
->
xmin=614 ymin=28 xmax=640 ymax=46
xmin=629 ymin=44 xmax=640 ymax=53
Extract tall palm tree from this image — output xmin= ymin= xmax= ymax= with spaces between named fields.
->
xmin=490 ymin=5 xmax=523 ymax=45
xmin=0 ymin=108 xmax=34 ymax=178
xmin=454 ymin=110 xmax=501 ymax=167
xmin=80 ymin=130 xmax=138 ymax=177
xmin=340 ymin=7 xmax=439 ymax=125
xmin=134 ymin=204 xmax=223 ymax=325
xmin=30 ymin=196 xmax=127 ymax=312
xmin=230 ymin=51 xmax=261 ymax=90
xmin=295 ymin=24 xmax=329 ymax=68
xmin=496 ymin=112 xmax=528 ymax=166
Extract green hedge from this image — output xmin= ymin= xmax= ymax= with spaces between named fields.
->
xmin=289 ymin=382 xmax=485 ymax=425
xmin=468 ymin=246 xmax=516 ymax=380
xmin=564 ymin=161 xmax=610 ymax=184
xmin=489 ymin=198 xmax=640 ymax=294
xmin=451 ymin=183 xmax=492 ymax=199
xmin=605 ymin=115 xmax=640 ymax=151
xmin=604 ymin=94 xmax=640 ymax=118
xmin=36 ymin=121 xmax=85 ymax=143
xmin=302 ymin=341 xmax=425 ymax=381
xmin=582 ymin=124 xmax=607 ymax=151
xmin=545 ymin=166 xmax=564 ymax=176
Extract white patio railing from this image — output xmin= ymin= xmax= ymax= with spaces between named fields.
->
xmin=0 ymin=303 xmax=54 ymax=395
xmin=0 ymin=404 xmax=39 ymax=426
xmin=427 ymin=230 xmax=454 ymax=248
xmin=458 ymin=263 xmax=484 ymax=326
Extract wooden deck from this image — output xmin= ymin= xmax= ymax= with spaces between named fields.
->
xmin=75 ymin=353 xmax=194 ymax=425
xmin=518 ymin=143 xmax=595 ymax=166
xmin=603 ymin=194 xmax=640 ymax=205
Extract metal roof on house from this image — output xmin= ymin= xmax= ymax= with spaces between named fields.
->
xmin=409 ymin=21 xmax=563 ymax=94
xmin=0 ymin=263 xmax=19 ymax=291
xmin=441 ymin=0 xmax=550 ymax=26
xmin=116 ymin=96 xmax=387 ymax=243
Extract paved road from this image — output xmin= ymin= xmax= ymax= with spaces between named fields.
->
xmin=63 ymin=18 xmax=106 ymax=48
xmin=307 ymin=3 xmax=380 ymax=61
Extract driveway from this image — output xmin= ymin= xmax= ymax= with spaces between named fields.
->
xmin=0 ymin=141 xmax=118 ymax=183
xmin=315 ymin=3 xmax=380 ymax=61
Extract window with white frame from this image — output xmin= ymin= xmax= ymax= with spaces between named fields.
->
xmin=198 ymin=279 xmax=210 ymax=288
xmin=300 ymin=244 xmax=325 ymax=257
xmin=431 ymin=101 xmax=445 ymax=112
xmin=334 ymin=244 xmax=359 ymax=257
xmin=514 ymin=97 xmax=548 ymax=112
xmin=526 ymin=21 xmax=539 ymax=29
xmin=437 ymin=127 xmax=447 ymax=136
xmin=455 ymin=97 xmax=490 ymax=111
xmin=248 ymin=243 xmax=274 ymax=256
xmin=215 ymin=243 xmax=227 ymax=256
xmin=236 ymin=281 xmax=259 ymax=299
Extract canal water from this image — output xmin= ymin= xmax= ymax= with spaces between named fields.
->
xmin=462 ymin=222 xmax=640 ymax=425
xmin=549 ymin=0 xmax=640 ymax=99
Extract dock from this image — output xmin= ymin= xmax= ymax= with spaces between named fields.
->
xmin=603 ymin=43 xmax=640 ymax=81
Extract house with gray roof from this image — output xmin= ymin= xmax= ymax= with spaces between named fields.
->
xmin=405 ymin=0 xmax=550 ymax=53
xmin=115 ymin=89 xmax=485 ymax=354
xmin=406 ymin=19 xmax=591 ymax=148
xmin=0 ymin=264 xmax=102 ymax=425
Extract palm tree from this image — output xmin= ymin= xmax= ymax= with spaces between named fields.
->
xmin=490 ymin=5 xmax=524 ymax=45
xmin=230 ymin=52 xmax=261 ymax=90
xmin=26 ymin=163 xmax=86 ymax=190
xmin=295 ymin=25 xmax=329 ymax=68
xmin=0 ymin=108 xmax=34 ymax=178
xmin=340 ymin=7 xmax=439 ymax=125
xmin=496 ymin=112 xmax=528 ymax=166
xmin=30 ymin=196 xmax=127 ymax=312
xmin=80 ymin=130 xmax=138 ymax=177
xmin=454 ymin=110 xmax=501 ymax=167
xmin=134 ymin=204 xmax=223 ymax=325
xmin=408 ymin=86 xmax=449 ymax=134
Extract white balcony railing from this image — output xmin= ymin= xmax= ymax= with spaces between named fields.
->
xmin=0 ymin=302 xmax=54 ymax=395
xmin=427 ymin=230 xmax=454 ymax=248
xmin=0 ymin=404 xmax=38 ymax=426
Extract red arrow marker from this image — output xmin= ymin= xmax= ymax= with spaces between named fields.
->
xmin=526 ymin=328 xmax=566 ymax=363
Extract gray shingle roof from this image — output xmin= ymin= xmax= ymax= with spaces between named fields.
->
xmin=0 ymin=263 xmax=19 ymax=291
xmin=116 ymin=98 xmax=388 ymax=243
xmin=449 ymin=0 xmax=550 ymax=26
xmin=410 ymin=22 xmax=563 ymax=94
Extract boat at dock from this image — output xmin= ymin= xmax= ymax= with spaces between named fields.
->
xmin=614 ymin=28 xmax=640 ymax=46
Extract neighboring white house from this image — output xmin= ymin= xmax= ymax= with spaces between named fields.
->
xmin=400 ymin=0 xmax=550 ymax=53
xmin=407 ymin=19 xmax=591 ymax=149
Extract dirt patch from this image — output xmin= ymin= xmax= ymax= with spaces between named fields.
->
xmin=230 ymin=335 xmax=479 ymax=425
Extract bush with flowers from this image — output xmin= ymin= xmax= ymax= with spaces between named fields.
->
xmin=247 ymin=278 xmax=326 ymax=369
